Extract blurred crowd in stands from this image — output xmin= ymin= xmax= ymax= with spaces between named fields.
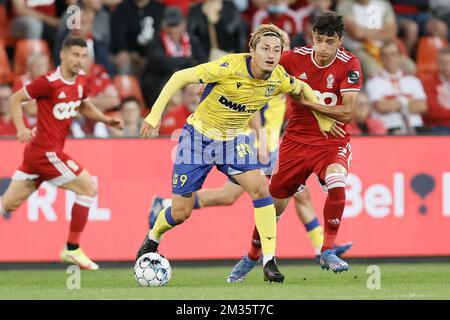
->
xmin=1 ymin=0 xmax=450 ymax=138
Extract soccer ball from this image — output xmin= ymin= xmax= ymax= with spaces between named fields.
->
xmin=134 ymin=252 xmax=172 ymax=287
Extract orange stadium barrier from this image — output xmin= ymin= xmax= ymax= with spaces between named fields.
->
xmin=13 ymin=39 xmax=53 ymax=76
xmin=416 ymin=36 xmax=448 ymax=74
xmin=113 ymin=75 xmax=147 ymax=114
xmin=1 ymin=136 xmax=450 ymax=262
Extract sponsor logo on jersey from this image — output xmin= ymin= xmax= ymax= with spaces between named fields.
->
xmin=314 ymin=90 xmax=338 ymax=106
xmin=53 ymin=101 xmax=81 ymax=120
xmin=348 ymin=71 xmax=360 ymax=84
xmin=220 ymin=62 xmax=229 ymax=68
xmin=299 ymin=72 xmax=308 ymax=80
xmin=218 ymin=96 xmax=256 ymax=113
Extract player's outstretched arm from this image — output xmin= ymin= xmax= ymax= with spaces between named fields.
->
xmin=297 ymin=91 xmax=359 ymax=123
xmin=292 ymin=81 xmax=335 ymax=132
xmin=141 ymin=67 xmax=199 ymax=138
xmin=79 ymin=99 xmax=124 ymax=130
xmin=9 ymin=89 xmax=35 ymax=143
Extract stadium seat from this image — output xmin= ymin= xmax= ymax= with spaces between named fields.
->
xmin=0 ymin=40 xmax=12 ymax=84
xmin=113 ymin=75 xmax=146 ymax=113
xmin=13 ymin=39 xmax=53 ymax=76
xmin=416 ymin=36 xmax=448 ymax=74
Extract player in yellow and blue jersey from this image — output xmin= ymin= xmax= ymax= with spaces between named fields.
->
xmin=147 ymin=32 xmax=353 ymax=282
xmin=149 ymin=94 xmax=353 ymax=282
xmin=137 ymin=24 xmax=334 ymax=282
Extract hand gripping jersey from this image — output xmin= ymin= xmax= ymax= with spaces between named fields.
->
xmin=280 ymin=46 xmax=362 ymax=146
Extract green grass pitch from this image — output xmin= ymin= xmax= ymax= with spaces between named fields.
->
xmin=0 ymin=263 xmax=449 ymax=300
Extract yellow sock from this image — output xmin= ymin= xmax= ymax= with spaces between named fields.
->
xmin=150 ymin=207 xmax=177 ymax=241
xmin=308 ymin=226 xmax=324 ymax=255
xmin=253 ymin=197 xmax=277 ymax=259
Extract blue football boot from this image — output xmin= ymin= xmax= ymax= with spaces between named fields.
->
xmin=227 ymin=255 xmax=258 ymax=283
xmin=320 ymin=249 xmax=350 ymax=273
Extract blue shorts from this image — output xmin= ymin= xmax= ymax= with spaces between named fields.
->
xmin=226 ymin=132 xmax=279 ymax=185
xmin=247 ymin=131 xmax=279 ymax=176
xmin=172 ymin=124 xmax=261 ymax=195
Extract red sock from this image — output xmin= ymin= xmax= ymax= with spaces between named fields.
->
xmin=247 ymin=226 xmax=262 ymax=261
xmin=67 ymin=196 xmax=93 ymax=245
xmin=322 ymin=173 xmax=346 ymax=252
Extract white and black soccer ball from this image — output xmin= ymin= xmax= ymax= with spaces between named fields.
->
xmin=134 ymin=252 xmax=172 ymax=287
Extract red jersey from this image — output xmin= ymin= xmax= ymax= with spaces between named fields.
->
xmin=86 ymin=63 xmax=115 ymax=97
xmin=419 ymin=73 xmax=450 ymax=128
xmin=161 ymin=0 xmax=199 ymax=16
xmin=252 ymin=10 xmax=300 ymax=38
xmin=281 ymin=45 xmax=362 ymax=146
xmin=13 ymin=0 xmax=56 ymax=17
xmin=13 ymin=74 xmax=32 ymax=93
xmin=159 ymin=104 xmax=191 ymax=136
xmin=23 ymin=67 xmax=88 ymax=151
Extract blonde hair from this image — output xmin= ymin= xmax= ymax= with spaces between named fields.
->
xmin=248 ymin=24 xmax=284 ymax=50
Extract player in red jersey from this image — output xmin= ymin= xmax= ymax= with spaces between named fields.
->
xmin=228 ymin=12 xmax=362 ymax=280
xmin=0 ymin=36 xmax=124 ymax=270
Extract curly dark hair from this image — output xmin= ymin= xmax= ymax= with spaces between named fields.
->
xmin=312 ymin=12 xmax=345 ymax=38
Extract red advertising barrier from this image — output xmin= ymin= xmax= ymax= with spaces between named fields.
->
xmin=1 ymin=136 xmax=450 ymax=262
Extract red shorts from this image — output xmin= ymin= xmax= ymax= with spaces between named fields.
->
xmin=12 ymin=144 xmax=84 ymax=187
xmin=269 ymin=136 xmax=351 ymax=199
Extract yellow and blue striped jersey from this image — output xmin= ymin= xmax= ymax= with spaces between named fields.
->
xmin=188 ymin=53 xmax=301 ymax=140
